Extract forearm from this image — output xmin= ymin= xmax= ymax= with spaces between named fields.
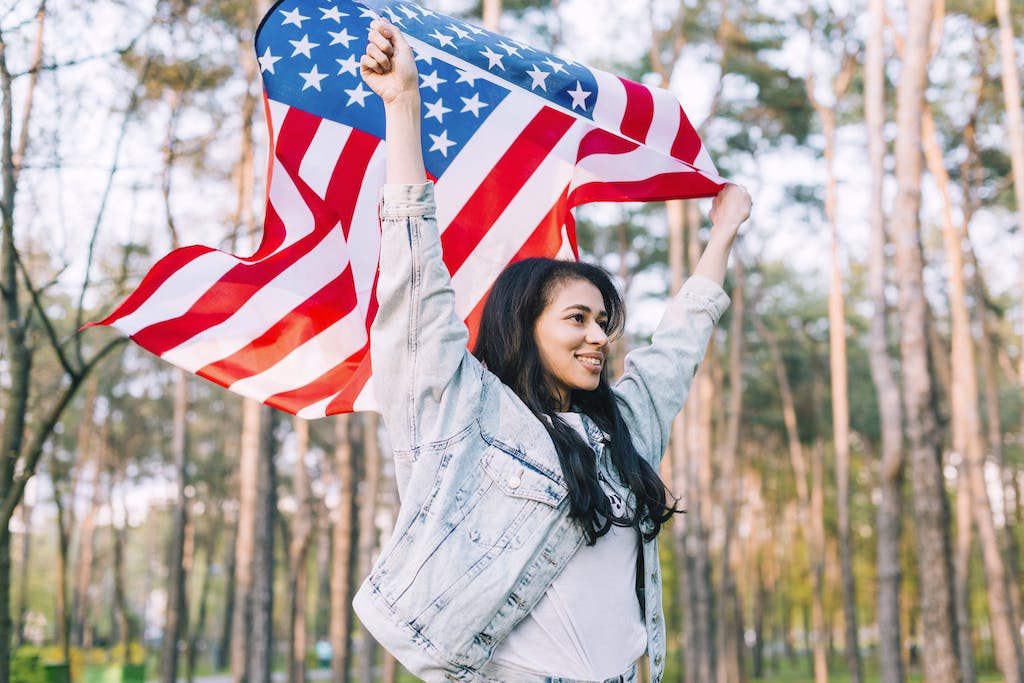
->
xmin=384 ymin=93 xmax=426 ymax=186
xmin=691 ymin=233 xmax=735 ymax=287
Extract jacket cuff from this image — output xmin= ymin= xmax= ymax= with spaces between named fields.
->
xmin=380 ymin=182 xmax=435 ymax=218
xmin=679 ymin=275 xmax=731 ymax=325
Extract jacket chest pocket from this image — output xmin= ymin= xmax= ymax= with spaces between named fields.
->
xmin=458 ymin=445 xmax=568 ymax=550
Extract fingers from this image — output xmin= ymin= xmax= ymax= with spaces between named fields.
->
xmin=363 ymin=19 xmax=397 ymax=74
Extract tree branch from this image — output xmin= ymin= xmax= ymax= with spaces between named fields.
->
xmin=0 ymin=335 xmax=126 ymax=526
xmin=14 ymin=248 xmax=77 ymax=377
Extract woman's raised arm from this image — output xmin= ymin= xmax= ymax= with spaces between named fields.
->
xmin=361 ymin=20 xmax=426 ymax=185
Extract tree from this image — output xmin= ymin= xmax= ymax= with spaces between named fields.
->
xmin=890 ymin=0 xmax=961 ymax=679
xmin=0 ymin=4 xmax=129 ymax=678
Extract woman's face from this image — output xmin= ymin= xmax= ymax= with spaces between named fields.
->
xmin=533 ymin=277 xmax=609 ymax=411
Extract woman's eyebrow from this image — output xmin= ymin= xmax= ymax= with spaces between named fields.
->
xmin=562 ymin=304 xmax=608 ymax=317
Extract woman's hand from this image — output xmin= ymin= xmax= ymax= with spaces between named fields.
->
xmin=363 ymin=19 xmax=426 ymax=185
xmin=361 ymin=19 xmax=419 ymax=107
xmin=708 ymin=184 xmax=752 ymax=245
xmin=691 ymin=183 xmax=751 ymax=287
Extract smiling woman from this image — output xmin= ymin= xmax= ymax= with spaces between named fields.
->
xmin=354 ymin=17 xmax=751 ymax=683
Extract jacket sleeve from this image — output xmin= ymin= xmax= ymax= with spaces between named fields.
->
xmin=612 ymin=275 xmax=730 ymax=466
xmin=369 ymin=182 xmax=483 ymax=452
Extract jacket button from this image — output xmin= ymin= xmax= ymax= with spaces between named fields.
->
xmin=508 ymin=475 xmax=521 ymax=489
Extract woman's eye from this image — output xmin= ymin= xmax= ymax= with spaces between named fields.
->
xmin=570 ymin=313 xmax=585 ymax=323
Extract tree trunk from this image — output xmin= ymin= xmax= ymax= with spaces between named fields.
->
xmin=717 ymin=260 xmax=746 ymax=683
xmin=186 ymin=524 xmax=218 ymax=683
xmin=288 ymin=417 xmax=313 ymax=683
xmin=162 ymin=369 xmax=190 ymax=683
xmin=865 ymin=1 xmax=905 ymax=679
xmin=807 ymin=62 xmax=862 ymax=682
xmin=482 ymin=0 xmax=501 ymax=31
xmin=314 ymin=510 xmax=332 ymax=643
xmin=755 ymin=319 xmax=826 ymax=682
xmin=216 ymin=513 xmax=238 ymax=671
xmin=993 ymin=0 xmax=1024 ymax=444
xmin=231 ymin=399 xmax=262 ymax=683
xmin=250 ymin=405 xmax=277 ymax=683
xmin=331 ymin=415 xmax=358 ymax=682
xmin=111 ymin=464 xmax=136 ymax=664
xmin=892 ymin=1 xmax=961 ymax=679
xmin=54 ymin=496 xmax=72 ymax=663
xmin=357 ymin=414 xmax=383 ymax=683
xmin=925 ymin=104 xmax=1024 ymax=682
xmin=954 ymin=469 xmax=978 ymax=683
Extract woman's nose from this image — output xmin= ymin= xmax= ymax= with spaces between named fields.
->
xmin=587 ymin=323 xmax=608 ymax=346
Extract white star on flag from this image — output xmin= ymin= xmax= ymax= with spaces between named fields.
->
xmin=424 ymin=98 xmax=452 ymax=122
xmin=328 ymin=28 xmax=356 ymax=47
xmin=398 ymin=5 xmax=422 ymax=21
xmin=459 ymin=93 xmax=488 ymax=117
xmin=336 ymin=54 xmax=359 ymax=75
xmin=543 ymin=57 xmax=566 ymax=74
xmin=344 ymin=82 xmax=372 ymax=106
xmin=319 ymin=6 xmax=346 ymax=22
xmin=480 ymin=46 xmax=505 ymax=70
xmin=447 ymin=24 xmax=470 ymax=39
xmin=419 ymin=70 xmax=447 ymax=92
xmin=258 ymin=47 xmax=281 ymax=74
xmin=526 ymin=65 xmax=549 ymax=91
xmin=455 ymin=68 xmax=479 ymax=86
xmin=289 ymin=34 xmax=319 ymax=58
xmin=280 ymin=7 xmax=308 ymax=27
xmin=429 ymin=29 xmax=455 ymax=48
xmin=496 ymin=40 xmax=520 ymax=56
xmin=567 ymin=81 xmax=591 ymax=110
xmin=428 ymin=130 xmax=457 ymax=157
xmin=299 ymin=64 xmax=328 ymax=91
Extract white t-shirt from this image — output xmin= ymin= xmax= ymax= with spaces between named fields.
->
xmin=490 ymin=412 xmax=648 ymax=680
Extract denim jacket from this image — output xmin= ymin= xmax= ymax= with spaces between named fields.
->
xmin=352 ymin=183 xmax=730 ymax=683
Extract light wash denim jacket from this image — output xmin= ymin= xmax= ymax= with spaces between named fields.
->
xmin=352 ymin=183 xmax=730 ymax=683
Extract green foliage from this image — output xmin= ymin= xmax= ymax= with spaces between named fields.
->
xmin=10 ymin=650 xmax=46 ymax=683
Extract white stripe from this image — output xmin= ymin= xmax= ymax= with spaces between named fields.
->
xmin=268 ymin=156 xmax=316 ymax=251
xmin=591 ymin=69 xmax=627 ymax=137
xmin=569 ymin=145 xmax=698 ymax=193
xmin=160 ymin=228 xmax=350 ymax=371
xmin=449 ymin=118 xmax=586 ymax=317
xmin=347 ymin=148 xmax=386 ymax=316
xmin=227 ymin=308 xmax=368 ymax=402
xmin=268 ymin=100 xmax=290 ymax=149
xmin=646 ymin=88 xmax=683 ymax=152
xmin=112 ymin=253 xmax=237 ymax=336
xmin=299 ymin=119 xmax=352 ymax=198
xmin=350 ymin=377 xmax=378 ymax=413
xmin=432 ymin=92 xmax=547 ymax=230
xmin=691 ymin=144 xmax=721 ymax=179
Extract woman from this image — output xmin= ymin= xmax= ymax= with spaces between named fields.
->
xmin=355 ymin=19 xmax=751 ymax=683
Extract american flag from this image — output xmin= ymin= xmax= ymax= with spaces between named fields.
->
xmin=93 ymin=0 xmax=724 ymax=418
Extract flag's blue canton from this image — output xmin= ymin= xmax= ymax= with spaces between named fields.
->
xmin=255 ymin=0 xmax=600 ymax=177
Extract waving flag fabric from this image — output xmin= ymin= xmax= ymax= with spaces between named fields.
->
xmin=93 ymin=0 xmax=724 ymax=418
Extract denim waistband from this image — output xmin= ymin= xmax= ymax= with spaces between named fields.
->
xmin=478 ymin=660 xmax=639 ymax=683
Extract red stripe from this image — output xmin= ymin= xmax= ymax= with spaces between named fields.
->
xmin=670 ymin=106 xmax=702 ymax=163
xmin=440 ymin=106 xmax=575 ymax=274
xmin=323 ymin=351 xmax=373 ymax=415
xmin=324 ymin=129 xmax=382 ymax=238
xmin=264 ymin=343 xmax=370 ymax=415
xmin=464 ymin=188 xmax=569 ymax=350
xmin=569 ymin=172 xmax=724 ymax=207
xmin=619 ymin=77 xmax=655 ymax=144
xmin=576 ymin=127 xmax=639 ymax=162
xmin=196 ymin=265 xmax=358 ymax=385
xmin=86 ymin=245 xmax=214 ymax=328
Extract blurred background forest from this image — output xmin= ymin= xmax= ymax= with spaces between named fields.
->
xmin=1 ymin=0 xmax=1023 ymax=682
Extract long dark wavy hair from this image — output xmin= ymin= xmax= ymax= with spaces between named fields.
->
xmin=472 ymin=257 xmax=681 ymax=545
